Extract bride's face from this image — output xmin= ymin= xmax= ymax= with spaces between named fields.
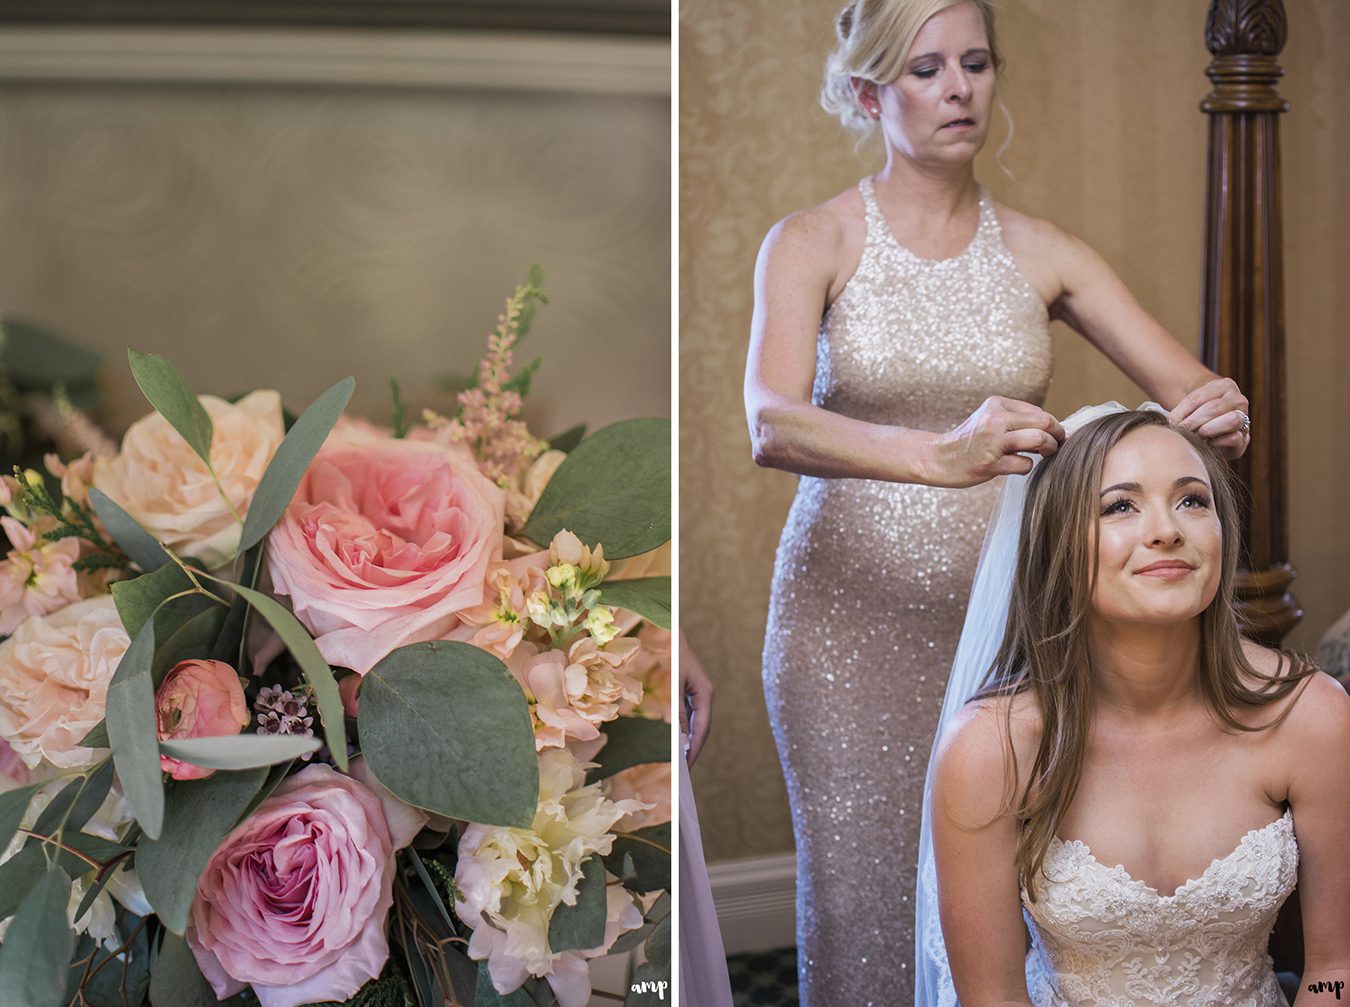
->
xmin=1089 ymin=426 xmax=1223 ymax=626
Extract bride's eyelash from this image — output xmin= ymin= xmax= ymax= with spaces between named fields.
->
xmin=1101 ymin=497 xmax=1132 ymax=516
xmin=1101 ymin=492 xmax=1212 ymax=517
xmin=1181 ymin=492 xmax=1212 ymax=509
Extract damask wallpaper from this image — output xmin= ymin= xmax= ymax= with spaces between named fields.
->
xmin=680 ymin=0 xmax=1350 ymax=863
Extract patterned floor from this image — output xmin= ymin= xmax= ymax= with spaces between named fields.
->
xmin=726 ymin=947 xmax=799 ymax=1007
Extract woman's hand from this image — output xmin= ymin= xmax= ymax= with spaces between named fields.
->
xmin=1167 ymin=377 xmax=1251 ymax=460
xmin=925 ymin=396 xmax=1065 ymax=488
xmin=680 ymin=629 xmax=714 ymax=767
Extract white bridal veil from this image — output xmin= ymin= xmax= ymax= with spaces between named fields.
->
xmin=913 ymin=401 xmax=1157 ymax=1006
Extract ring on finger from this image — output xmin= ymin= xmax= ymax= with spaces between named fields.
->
xmin=1237 ymin=410 xmax=1251 ymax=434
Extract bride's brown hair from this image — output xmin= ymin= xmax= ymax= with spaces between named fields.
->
xmin=971 ymin=409 xmax=1313 ymax=901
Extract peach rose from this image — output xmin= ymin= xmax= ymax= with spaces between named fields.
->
xmin=92 ymin=391 xmax=284 ymax=570
xmin=266 ymin=438 xmax=504 ymax=675
xmin=155 ymin=660 xmax=250 ymax=781
xmin=0 ymin=596 xmax=129 ymax=770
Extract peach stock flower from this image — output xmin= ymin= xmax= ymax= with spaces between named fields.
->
xmin=510 ymin=636 xmax=643 ymax=751
xmin=0 ymin=595 xmax=129 ymax=769
xmin=266 ymin=437 xmax=504 ymax=675
xmin=92 ymin=391 xmax=284 ymax=570
xmin=602 ymin=762 xmax=672 ymax=832
xmin=0 ymin=515 xmax=81 ymax=634
xmin=155 ymin=660 xmax=250 ymax=781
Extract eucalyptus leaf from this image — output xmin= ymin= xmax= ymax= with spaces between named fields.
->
xmin=519 ymin=419 xmax=671 ymax=559
xmin=88 ymin=488 xmax=170 ymax=572
xmin=359 ymin=642 xmax=536 ymax=826
xmin=149 ymin=931 xmax=220 ymax=1007
xmin=0 ymin=317 xmax=101 ymax=386
xmin=547 ymin=854 xmax=607 ymax=952
xmin=238 ymin=376 xmax=354 ymax=552
xmin=475 ymin=965 xmax=537 ymax=1007
xmin=210 ymin=545 xmax=261 ymax=667
xmin=139 ymin=768 xmax=266 ymax=933
xmin=602 ymin=823 xmax=669 ymax=894
xmin=31 ymin=759 xmax=114 ymax=838
xmin=598 ymin=576 xmax=670 ymax=629
xmin=644 ymin=910 xmax=671 ymax=970
xmin=158 ymin=734 xmax=319 ymax=771
xmin=112 ymin=562 xmax=195 ymax=639
xmin=152 ymin=603 xmax=229 ymax=687
xmin=127 ymin=349 xmax=214 ymax=467
xmin=229 ymin=583 xmax=347 ymax=771
xmin=79 ymin=720 xmax=109 ymax=749
xmin=106 ymin=618 xmax=165 ymax=839
xmin=585 ymin=717 xmax=671 ymax=784
xmin=71 ymin=860 xmax=121 ymax=924
xmin=0 ymin=781 xmax=42 ymax=855
xmin=406 ymin=847 xmax=455 ymax=932
xmin=547 ymin=424 xmax=586 ymax=454
xmin=69 ymin=914 xmax=152 ymax=1007
xmin=0 ymin=865 xmax=75 ymax=1007
xmin=0 ymin=845 xmax=45 ymax=920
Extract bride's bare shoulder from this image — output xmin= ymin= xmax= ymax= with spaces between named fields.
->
xmin=933 ymin=691 xmax=1041 ymax=817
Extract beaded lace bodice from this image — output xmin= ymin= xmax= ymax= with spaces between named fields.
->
xmin=1022 ymin=810 xmax=1297 ymax=1007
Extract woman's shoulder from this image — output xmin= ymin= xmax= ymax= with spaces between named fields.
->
xmin=1239 ymin=639 xmax=1350 ymax=737
xmin=988 ymin=197 xmax=1084 ymax=258
xmin=763 ymin=184 xmax=866 ymax=252
xmin=934 ymin=691 xmax=1041 ymax=812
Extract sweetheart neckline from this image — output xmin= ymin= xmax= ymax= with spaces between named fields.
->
xmin=1047 ymin=809 xmax=1293 ymax=901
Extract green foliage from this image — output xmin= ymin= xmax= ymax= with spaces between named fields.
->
xmin=598 ymin=576 xmax=670 ymax=629
xmin=0 ymin=864 xmax=75 ymax=1007
xmin=390 ymin=377 xmax=411 ymax=439
xmin=158 ymin=734 xmax=320 ymax=771
xmin=238 ymin=376 xmax=354 ymax=553
xmin=105 ymin=619 xmax=164 ymax=839
xmin=88 ymin=487 xmax=169 ymax=572
xmin=0 ymin=781 xmax=43 ymax=854
xmin=112 ymin=561 xmax=196 ymax=638
xmin=31 ymin=759 xmax=114 ymax=838
xmin=227 ymin=583 xmax=348 ymax=771
xmin=139 ymin=768 xmax=267 ymax=934
xmin=474 ymin=965 xmax=538 ymax=1007
xmin=584 ymin=717 xmax=671 ymax=785
xmin=359 ymin=642 xmax=537 ymax=826
xmin=311 ymin=969 xmax=416 ymax=1007
xmin=7 ymin=472 xmax=130 ymax=574
xmin=546 ymin=424 xmax=586 ymax=454
xmin=547 ymin=854 xmax=607 ymax=952
xmin=602 ymin=823 xmax=670 ymax=894
xmin=149 ymin=931 xmax=222 ymax=1007
xmin=127 ymin=349 xmax=215 ymax=468
xmin=519 ymin=419 xmax=671 ymax=559
xmin=65 ymin=913 xmax=152 ymax=1007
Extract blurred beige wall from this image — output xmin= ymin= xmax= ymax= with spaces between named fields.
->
xmin=0 ymin=27 xmax=670 ymax=439
xmin=680 ymin=0 xmax=1350 ymax=863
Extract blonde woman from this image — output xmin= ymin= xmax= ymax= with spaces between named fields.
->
xmin=745 ymin=0 xmax=1251 ymax=1000
xmin=929 ymin=409 xmax=1350 ymax=1005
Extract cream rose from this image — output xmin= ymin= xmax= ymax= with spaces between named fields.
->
xmin=92 ymin=391 xmax=284 ymax=569
xmin=0 ymin=595 xmax=129 ymax=770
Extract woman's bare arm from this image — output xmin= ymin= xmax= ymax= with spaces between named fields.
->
xmin=931 ymin=701 xmax=1035 ymax=1007
xmin=1284 ymin=673 xmax=1350 ymax=1005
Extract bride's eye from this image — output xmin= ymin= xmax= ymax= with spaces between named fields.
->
xmin=1101 ymin=497 xmax=1133 ymax=516
xmin=1179 ymin=492 xmax=1212 ymax=510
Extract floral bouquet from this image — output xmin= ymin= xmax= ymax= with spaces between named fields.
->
xmin=0 ymin=271 xmax=673 ymax=1007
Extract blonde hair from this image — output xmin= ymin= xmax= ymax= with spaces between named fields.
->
xmin=821 ymin=0 xmax=1004 ymax=133
xmin=971 ymin=410 xmax=1314 ymax=901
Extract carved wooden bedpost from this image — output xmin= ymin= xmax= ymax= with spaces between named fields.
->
xmin=1200 ymin=0 xmax=1301 ymax=644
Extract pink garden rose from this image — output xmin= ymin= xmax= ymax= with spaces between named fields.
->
xmin=188 ymin=763 xmax=423 ymax=1007
xmin=155 ymin=660 xmax=250 ymax=781
xmin=92 ymin=391 xmax=284 ymax=570
xmin=266 ymin=437 xmax=504 ymax=675
xmin=0 ymin=596 xmax=128 ymax=770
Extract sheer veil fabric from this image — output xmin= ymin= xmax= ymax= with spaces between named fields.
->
xmin=913 ymin=402 xmax=1155 ymax=1007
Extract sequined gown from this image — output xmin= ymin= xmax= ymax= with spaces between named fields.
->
xmin=762 ymin=176 xmax=1053 ymax=1005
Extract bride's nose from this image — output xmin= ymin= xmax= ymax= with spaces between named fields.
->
xmin=1144 ymin=508 xmax=1184 ymax=547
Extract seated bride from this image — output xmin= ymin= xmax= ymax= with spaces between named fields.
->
xmin=927 ymin=408 xmax=1350 ymax=1006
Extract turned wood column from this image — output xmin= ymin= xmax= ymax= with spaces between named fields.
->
xmin=1200 ymin=0 xmax=1301 ymax=644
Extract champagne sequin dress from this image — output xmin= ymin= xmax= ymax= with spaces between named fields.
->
xmin=762 ymin=176 xmax=1053 ymax=1005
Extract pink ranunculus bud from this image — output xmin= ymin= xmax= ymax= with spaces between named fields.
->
xmin=155 ymin=659 xmax=250 ymax=781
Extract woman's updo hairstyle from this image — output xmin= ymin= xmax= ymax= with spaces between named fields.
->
xmin=821 ymin=0 xmax=1003 ymax=134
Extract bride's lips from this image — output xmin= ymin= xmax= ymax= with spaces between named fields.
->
xmin=1134 ymin=560 xmax=1195 ymax=579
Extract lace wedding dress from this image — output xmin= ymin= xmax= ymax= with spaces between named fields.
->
xmin=1022 ymin=811 xmax=1298 ymax=1007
